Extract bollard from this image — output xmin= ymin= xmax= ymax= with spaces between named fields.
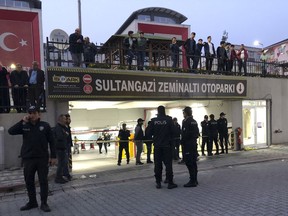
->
xmin=0 ymin=126 xmax=4 ymax=170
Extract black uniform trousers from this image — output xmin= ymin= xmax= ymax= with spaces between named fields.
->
xmin=219 ymin=133 xmax=228 ymax=153
xmin=145 ymin=141 xmax=153 ymax=162
xmin=208 ymin=134 xmax=219 ymax=154
xmin=201 ymin=136 xmax=209 ymax=154
xmin=23 ymin=158 xmax=49 ymax=204
xmin=183 ymin=140 xmax=198 ymax=183
xmin=154 ymin=146 xmax=173 ymax=183
xmin=118 ymin=142 xmax=130 ymax=163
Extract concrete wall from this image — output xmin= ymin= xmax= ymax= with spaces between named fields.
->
xmin=246 ymin=77 xmax=288 ymax=144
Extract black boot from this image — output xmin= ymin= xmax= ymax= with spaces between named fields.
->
xmin=184 ymin=180 xmax=197 ymax=187
xmin=40 ymin=203 xmax=51 ymax=212
xmin=20 ymin=202 xmax=38 ymax=211
xmin=167 ymin=181 xmax=178 ymax=189
xmin=156 ymin=182 xmax=161 ymax=189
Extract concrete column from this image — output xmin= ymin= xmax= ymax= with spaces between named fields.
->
xmin=231 ymin=100 xmax=243 ymax=150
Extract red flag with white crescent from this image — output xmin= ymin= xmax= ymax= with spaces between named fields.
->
xmin=0 ymin=9 xmax=41 ymax=70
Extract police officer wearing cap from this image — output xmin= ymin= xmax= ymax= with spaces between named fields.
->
xmin=217 ymin=112 xmax=229 ymax=154
xmin=147 ymin=105 xmax=177 ymax=189
xmin=182 ymin=106 xmax=200 ymax=187
xmin=8 ymin=106 xmax=56 ymax=212
xmin=117 ymin=123 xmax=131 ymax=165
xmin=134 ymin=118 xmax=144 ymax=165
xmin=201 ymin=115 xmax=209 ymax=156
xmin=208 ymin=114 xmax=219 ymax=155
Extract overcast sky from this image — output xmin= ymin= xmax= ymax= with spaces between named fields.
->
xmin=42 ymin=0 xmax=287 ymax=47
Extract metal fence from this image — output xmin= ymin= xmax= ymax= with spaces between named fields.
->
xmin=45 ymin=38 xmax=286 ymax=77
xmin=0 ymin=86 xmax=46 ymax=113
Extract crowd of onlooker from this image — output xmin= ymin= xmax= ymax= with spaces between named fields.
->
xmin=0 ymin=61 xmax=44 ymax=113
xmin=57 ymin=28 xmax=270 ymax=76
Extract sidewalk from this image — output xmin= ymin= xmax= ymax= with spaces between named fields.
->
xmin=1 ymin=144 xmax=288 ymax=198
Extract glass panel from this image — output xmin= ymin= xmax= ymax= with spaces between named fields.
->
xmin=243 ymin=108 xmax=255 ymax=145
xmin=154 ymin=16 xmax=176 ymax=24
xmin=138 ymin=15 xmax=151 ymax=21
xmin=6 ymin=0 xmax=14 ymax=7
xmin=256 ymin=107 xmax=266 ymax=144
xmin=0 ymin=0 xmax=5 ymax=6
xmin=21 ymin=1 xmax=29 ymax=8
xmin=15 ymin=1 xmax=21 ymax=7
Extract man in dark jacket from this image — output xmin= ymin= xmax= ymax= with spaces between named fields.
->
xmin=200 ymin=115 xmax=209 ymax=156
xmin=147 ymin=105 xmax=177 ymax=189
xmin=69 ymin=28 xmax=84 ymax=67
xmin=182 ymin=106 xmax=200 ymax=187
xmin=83 ymin=36 xmax=97 ymax=67
xmin=184 ymin=32 xmax=196 ymax=71
xmin=217 ymin=41 xmax=228 ymax=72
xmin=217 ymin=112 xmax=229 ymax=154
xmin=65 ymin=114 xmax=73 ymax=175
xmin=137 ymin=31 xmax=148 ymax=71
xmin=54 ymin=114 xmax=70 ymax=184
xmin=28 ymin=61 xmax=45 ymax=107
xmin=10 ymin=63 xmax=29 ymax=113
xmin=208 ymin=114 xmax=219 ymax=155
xmin=134 ymin=118 xmax=144 ymax=165
xmin=8 ymin=106 xmax=56 ymax=212
xmin=204 ymin=36 xmax=216 ymax=71
xmin=124 ymin=30 xmax=137 ymax=70
xmin=117 ymin=123 xmax=131 ymax=165
xmin=193 ymin=39 xmax=204 ymax=70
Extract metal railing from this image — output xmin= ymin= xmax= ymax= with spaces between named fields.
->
xmin=44 ymin=38 xmax=286 ymax=77
xmin=0 ymin=86 xmax=46 ymax=113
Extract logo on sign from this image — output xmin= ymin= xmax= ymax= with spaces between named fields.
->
xmin=83 ymin=74 xmax=92 ymax=84
xmin=83 ymin=84 xmax=93 ymax=94
xmin=236 ymin=82 xmax=245 ymax=94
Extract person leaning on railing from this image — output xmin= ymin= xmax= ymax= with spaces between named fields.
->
xmin=0 ymin=62 xmax=10 ymax=113
xmin=28 ymin=61 xmax=45 ymax=107
xmin=10 ymin=63 xmax=29 ymax=113
xmin=123 ymin=31 xmax=137 ymax=70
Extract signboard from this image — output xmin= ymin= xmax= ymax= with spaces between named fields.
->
xmin=47 ymin=67 xmax=247 ymax=100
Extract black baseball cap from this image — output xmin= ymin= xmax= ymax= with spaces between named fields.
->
xmin=137 ymin=118 xmax=144 ymax=123
xmin=28 ymin=106 xmax=39 ymax=113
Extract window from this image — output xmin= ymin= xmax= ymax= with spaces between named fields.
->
xmin=154 ymin=16 xmax=176 ymax=24
xmin=0 ymin=0 xmax=31 ymax=8
xmin=138 ymin=15 xmax=151 ymax=21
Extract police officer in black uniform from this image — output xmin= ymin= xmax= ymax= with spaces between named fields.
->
xmin=147 ymin=105 xmax=177 ymax=189
xmin=8 ymin=106 xmax=56 ymax=212
xmin=117 ymin=123 xmax=131 ymax=165
xmin=144 ymin=121 xmax=153 ymax=164
xmin=208 ymin=114 xmax=219 ymax=155
xmin=217 ymin=112 xmax=229 ymax=154
xmin=173 ymin=117 xmax=182 ymax=160
xmin=200 ymin=115 xmax=209 ymax=156
xmin=182 ymin=106 xmax=200 ymax=187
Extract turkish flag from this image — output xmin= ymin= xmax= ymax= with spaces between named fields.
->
xmin=0 ymin=9 xmax=41 ymax=71
xmin=0 ymin=19 xmax=34 ymax=69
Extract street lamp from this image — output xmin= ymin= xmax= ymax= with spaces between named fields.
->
xmin=78 ymin=0 xmax=82 ymax=31
xmin=253 ymin=40 xmax=263 ymax=47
